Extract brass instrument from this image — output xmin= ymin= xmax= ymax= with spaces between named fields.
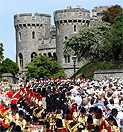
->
xmin=6 ymin=125 xmax=14 ymax=132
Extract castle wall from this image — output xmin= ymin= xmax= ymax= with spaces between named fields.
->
xmin=14 ymin=6 xmax=110 ymax=78
xmin=14 ymin=13 xmax=51 ymax=69
xmin=54 ymin=6 xmax=90 ymax=76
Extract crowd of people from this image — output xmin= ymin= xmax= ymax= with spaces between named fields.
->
xmin=0 ymin=76 xmax=123 ymax=132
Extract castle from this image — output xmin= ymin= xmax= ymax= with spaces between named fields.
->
xmin=14 ymin=5 xmax=109 ymax=79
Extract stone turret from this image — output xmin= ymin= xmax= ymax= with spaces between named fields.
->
xmin=14 ymin=13 xmax=51 ymax=70
xmin=54 ymin=6 xmax=90 ymax=76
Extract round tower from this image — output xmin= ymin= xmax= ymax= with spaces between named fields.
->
xmin=14 ymin=13 xmax=51 ymax=70
xmin=54 ymin=6 xmax=90 ymax=77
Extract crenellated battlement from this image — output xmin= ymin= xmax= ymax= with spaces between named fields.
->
xmin=54 ymin=6 xmax=90 ymax=24
xmin=14 ymin=12 xmax=51 ymax=27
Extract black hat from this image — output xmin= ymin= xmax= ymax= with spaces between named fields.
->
xmin=33 ymin=116 xmax=39 ymax=122
xmin=96 ymin=108 xmax=102 ymax=114
xmin=111 ymin=108 xmax=118 ymax=115
xmin=56 ymin=119 xmax=63 ymax=127
xmin=9 ymin=122 xmax=16 ymax=131
xmin=87 ymin=115 xmax=93 ymax=123
xmin=89 ymin=107 xmax=93 ymax=113
xmin=65 ymin=108 xmax=70 ymax=114
xmin=51 ymin=104 xmax=57 ymax=110
xmin=80 ymin=107 xmax=86 ymax=113
xmin=25 ymin=115 xmax=31 ymax=121
xmin=18 ymin=110 xmax=24 ymax=115
xmin=14 ymin=125 xmax=22 ymax=132
xmin=94 ymin=125 xmax=100 ymax=132
xmin=64 ymin=97 xmax=69 ymax=102
xmin=108 ymin=115 xmax=114 ymax=121
xmin=93 ymin=106 xmax=98 ymax=112
xmin=59 ymin=86 xmax=63 ymax=90
xmin=55 ymin=93 xmax=59 ymax=98
xmin=11 ymin=104 xmax=17 ymax=110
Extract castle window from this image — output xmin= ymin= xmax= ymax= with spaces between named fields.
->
xmin=32 ymin=31 xmax=35 ymax=39
xmin=19 ymin=32 xmax=21 ymax=41
xmin=74 ymin=25 xmax=76 ymax=32
xmin=18 ymin=53 xmax=23 ymax=69
xmin=65 ymin=36 xmax=67 ymax=40
xmin=23 ymin=24 xmax=26 ymax=27
xmin=78 ymin=20 xmax=81 ymax=23
xmin=43 ymin=53 xmax=47 ymax=56
xmin=68 ymin=56 xmax=70 ymax=63
xmin=64 ymin=20 xmax=67 ymax=23
xmin=73 ymin=20 xmax=77 ymax=23
xmin=69 ymin=20 xmax=72 ymax=23
xmin=31 ymin=52 xmax=37 ymax=62
xmin=53 ymin=52 xmax=57 ymax=61
xmin=65 ymin=56 xmax=67 ymax=63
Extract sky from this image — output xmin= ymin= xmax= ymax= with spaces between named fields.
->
xmin=0 ymin=0 xmax=122 ymax=62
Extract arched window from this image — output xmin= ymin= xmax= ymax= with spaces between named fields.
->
xmin=48 ymin=52 xmax=52 ymax=58
xmin=19 ymin=32 xmax=21 ymax=41
xmin=68 ymin=56 xmax=70 ymax=63
xmin=65 ymin=36 xmax=67 ymax=40
xmin=43 ymin=53 xmax=47 ymax=56
xmin=64 ymin=56 xmax=67 ymax=63
xmin=53 ymin=52 xmax=57 ymax=61
xmin=31 ymin=52 xmax=37 ymax=62
xmin=32 ymin=31 xmax=35 ymax=39
xmin=18 ymin=53 xmax=23 ymax=69
xmin=74 ymin=25 xmax=76 ymax=32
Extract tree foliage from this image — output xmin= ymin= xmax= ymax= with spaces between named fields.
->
xmin=0 ymin=43 xmax=4 ymax=62
xmin=63 ymin=21 xmax=111 ymax=61
xmin=102 ymin=5 xmax=123 ymax=24
xmin=25 ymin=54 xmax=66 ymax=80
xmin=1 ymin=58 xmax=19 ymax=76
xmin=0 ymin=43 xmax=4 ymax=75
xmin=102 ymin=11 xmax=123 ymax=61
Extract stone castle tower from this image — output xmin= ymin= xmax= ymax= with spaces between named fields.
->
xmin=14 ymin=6 xmax=109 ymax=78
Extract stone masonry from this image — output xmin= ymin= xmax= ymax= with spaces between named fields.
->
xmin=14 ymin=5 xmax=109 ymax=77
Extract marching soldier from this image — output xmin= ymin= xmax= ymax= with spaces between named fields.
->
xmin=15 ymin=110 xmax=26 ymax=132
xmin=85 ymin=115 xmax=94 ymax=132
xmin=93 ymin=108 xmax=108 ymax=127
xmin=32 ymin=100 xmax=47 ymax=125
xmin=78 ymin=107 xmax=88 ymax=126
xmin=24 ymin=115 xmax=32 ymax=132
xmin=4 ymin=104 xmax=19 ymax=128
xmin=107 ymin=115 xmax=120 ymax=132
xmin=62 ymin=108 xmax=72 ymax=128
xmin=44 ymin=104 xmax=62 ymax=130
xmin=67 ymin=112 xmax=85 ymax=132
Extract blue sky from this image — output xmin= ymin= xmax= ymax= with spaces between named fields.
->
xmin=0 ymin=0 xmax=122 ymax=62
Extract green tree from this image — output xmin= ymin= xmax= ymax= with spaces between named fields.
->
xmin=25 ymin=54 xmax=66 ymax=80
xmin=102 ymin=11 xmax=123 ymax=61
xmin=102 ymin=5 xmax=123 ymax=24
xmin=0 ymin=43 xmax=4 ymax=75
xmin=1 ymin=58 xmax=19 ymax=76
xmin=0 ymin=43 xmax=4 ymax=62
xmin=63 ymin=21 xmax=111 ymax=61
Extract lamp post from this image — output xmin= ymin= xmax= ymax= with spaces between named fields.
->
xmin=72 ymin=54 xmax=77 ymax=84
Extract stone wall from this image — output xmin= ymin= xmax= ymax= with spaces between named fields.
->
xmin=1 ymin=73 xmax=19 ymax=84
xmin=94 ymin=69 xmax=123 ymax=80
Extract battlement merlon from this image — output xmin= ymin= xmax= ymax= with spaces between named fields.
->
xmin=54 ymin=8 xmax=90 ymax=22
xmin=14 ymin=13 xmax=51 ymax=26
